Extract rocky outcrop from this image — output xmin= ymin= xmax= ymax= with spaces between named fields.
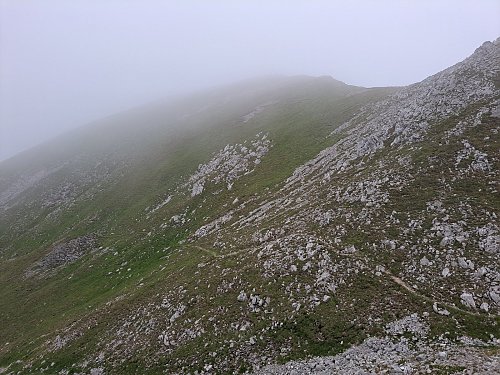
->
xmin=24 ymin=235 xmax=99 ymax=278
xmin=185 ymin=132 xmax=272 ymax=197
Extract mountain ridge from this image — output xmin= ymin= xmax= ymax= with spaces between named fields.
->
xmin=0 ymin=39 xmax=499 ymax=374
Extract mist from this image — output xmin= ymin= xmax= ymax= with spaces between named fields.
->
xmin=1 ymin=0 xmax=499 ymax=161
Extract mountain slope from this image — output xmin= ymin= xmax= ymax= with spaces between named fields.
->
xmin=1 ymin=40 xmax=499 ymax=374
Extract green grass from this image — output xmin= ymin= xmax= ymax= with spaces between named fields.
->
xmin=0 ymin=78 xmax=394 ymax=372
xmin=1 ymin=76 xmax=498 ymax=373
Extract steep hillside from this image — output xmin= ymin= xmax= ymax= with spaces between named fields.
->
xmin=0 ymin=39 xmax=499 ymax=374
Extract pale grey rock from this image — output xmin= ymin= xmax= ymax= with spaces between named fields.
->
xmin=480 ymin=302 xmax=490 ymax=312
xmin=433 ymin=302 xmax=450 ymax=316
xmin=420 ymin=257 xmax=430 ymax=266
xmin=194 ymin=212 xmax=233 ymax=238
xmin=169 ymin=304 xmax=186 ymax=323
xmin=490 ymin=291 xmax=500 ymax=305
xmin=342 ymin=245 xmax=357 ymax=254
xmin=458 ymin=257 xmax=474 ymax=270
xmin=237 ymin=291 xmax=247 ymax=302
xmin=385 ymin=314 xmax=429 ymax=337
xmin=480 ymin=233 xmax=500 ymax=253
xmin=460 ymin=292 xmax=476 ymax=309
xmin=148 ymin=195 xmax=172 ymax=215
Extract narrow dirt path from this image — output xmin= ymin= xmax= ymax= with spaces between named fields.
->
xmin=189 ymin=244 xmax=219 ymax=257
xmin=382 ymin=268 xmax=484 ymax=317
xmin=187 ymin=244 xmax=252 ymax=259
xmin=188 ymin=241 xmax=485 ymax=318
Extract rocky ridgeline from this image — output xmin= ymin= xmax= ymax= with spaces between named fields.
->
xmin=205 ymin=41 xmax=499 ymax=249
xmin=285 ymin=39 xmax=499 ymax=188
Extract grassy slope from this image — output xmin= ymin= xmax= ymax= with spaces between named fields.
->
xmin=1 ymin=77 xmax=498 ymax=374
xmin=0 ymin=77 xmax=395 ymax=371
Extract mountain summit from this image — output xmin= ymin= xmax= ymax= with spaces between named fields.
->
xmin=1 ymin=39 xmax=499 ymax=374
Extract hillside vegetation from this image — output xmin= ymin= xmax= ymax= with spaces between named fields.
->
xmin=0 ymin=40 xmax=499 ymax=374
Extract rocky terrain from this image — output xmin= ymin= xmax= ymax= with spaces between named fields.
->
xmin=257 ymin=314 xmax=500 ymax=374
xmin=0 ymin=39 xmax=499 ymax=374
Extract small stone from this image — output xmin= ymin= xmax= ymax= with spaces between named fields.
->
xmin=204 ymin=364 xmax=213 ymax=371
xmin=343 ymin=245 xmax=356 ymax=254
xmin=420 ymin=257 xmax=430 ymax=266
xmin=490 ymin=291 xmax=500 ymax=305
xmin=457 ymin=257 xmax=474 ymax=269
xmin=480 ymin=302 xmax=490 ymax=312
xmin=237 ymin=291 xmax=247 ymax=302
xmin=433 ymin=302 xmax=450 ymax=316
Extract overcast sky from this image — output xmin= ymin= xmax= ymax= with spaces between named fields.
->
xmin=1 ymin=1 xmax=499 ymax=161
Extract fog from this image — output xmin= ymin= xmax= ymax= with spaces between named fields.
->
xmin=1 ymin=0 xmax=499 ymax=161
